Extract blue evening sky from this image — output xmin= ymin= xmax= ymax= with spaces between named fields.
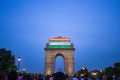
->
xmin=0 ymin=0 xmax=120 ymax=73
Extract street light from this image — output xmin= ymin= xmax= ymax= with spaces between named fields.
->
xmin=100 ymin=70 xmax=103 ymax=73
xmin=17 ymin=57 xmax=21 ymax=72
xmin=91 ymin=72 xmax=97 ymax=76
xmin=82 ymin=67 xmax=85 ymax=70
xmin=22 ymin=67 xmax=26 ymax=73
xmin=22 ymin=68 xmax=26 ymax=72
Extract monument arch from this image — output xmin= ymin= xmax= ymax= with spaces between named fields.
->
xmin=44 ymin=36 xmax=75 ymax=75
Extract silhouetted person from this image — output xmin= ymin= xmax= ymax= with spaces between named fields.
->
xmin=8 ymin=70 xmax=17 ymax=80
xmin=18 ymin=73 xmax=23 ymax=80
xmin=54 ymin=72 xmax=66 ymax=80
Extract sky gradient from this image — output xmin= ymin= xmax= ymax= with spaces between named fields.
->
xmin=0 ymin=0 xmax=120 ymax=73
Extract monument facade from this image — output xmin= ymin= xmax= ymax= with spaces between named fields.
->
xmin=44 ymin=36 xmax=75 ymax=75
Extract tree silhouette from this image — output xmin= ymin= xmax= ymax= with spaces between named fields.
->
xmin=0 ymin=48 xmax=17 ymax=74
xmin=105 ymin=66 xmax=114 ymax=76
xmin=114 ymin=62 xmax=120 ymax=76
xmin=105 ymin=62 xmax=120 ymax=76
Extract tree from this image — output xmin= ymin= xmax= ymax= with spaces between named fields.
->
xmin=105 ymin=62 xmax=120 ymax=76
xmin=105 ymin=66 xmax=114 ymax=76
xmin=114 ymin=62 xmax=120 ymax=76
xmin=0 ymin=48 xmax=17 ymax=74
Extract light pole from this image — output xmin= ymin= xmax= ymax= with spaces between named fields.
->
xmin=17 ymin=57 xmax=21 ymax=72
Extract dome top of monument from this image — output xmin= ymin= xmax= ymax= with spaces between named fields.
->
xmin=49 ymin=36 xmax=70 ymax=41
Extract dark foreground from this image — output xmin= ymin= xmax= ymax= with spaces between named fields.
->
xmin=0 ymin=70 xmax=120 ymax=80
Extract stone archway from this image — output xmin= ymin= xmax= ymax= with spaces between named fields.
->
xmin=44 ymin=37 xmax=75 ymax=75
xmin=55 ymin=54 xmax=64 ymax=72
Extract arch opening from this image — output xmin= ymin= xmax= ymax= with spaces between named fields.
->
xmin=55 ymin=55 xmax=64 ymax=73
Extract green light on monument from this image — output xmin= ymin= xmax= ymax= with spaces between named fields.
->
xmin=48 ymin=45 xmax=71 ymax=48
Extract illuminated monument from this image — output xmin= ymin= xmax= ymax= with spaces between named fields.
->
xmin=44 ymin=36 xmax=75 ymax=75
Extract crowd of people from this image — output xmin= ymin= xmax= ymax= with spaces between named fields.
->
xmin=0 ymin=70 xmax=120 ymax=80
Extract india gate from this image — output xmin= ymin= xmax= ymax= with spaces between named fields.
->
xmin=44 ymin=36 xmax=75 ymax=75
